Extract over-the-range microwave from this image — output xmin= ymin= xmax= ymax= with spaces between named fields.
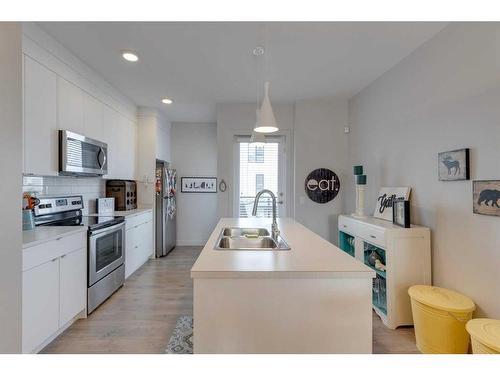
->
xmin=59 ymin=130 xmax=108 ymax=176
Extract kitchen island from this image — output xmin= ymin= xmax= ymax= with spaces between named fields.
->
xmin=191 ymin=217 xmax=375 ymax=353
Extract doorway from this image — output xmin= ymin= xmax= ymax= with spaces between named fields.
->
xmin=233 ymin=136 xmax=286 ymax=218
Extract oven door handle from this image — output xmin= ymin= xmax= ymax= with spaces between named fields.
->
xmin=89 ymin=222 xmax=125 ymax=237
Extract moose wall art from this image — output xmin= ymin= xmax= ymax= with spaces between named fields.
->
xmin=438 ymin=148 xmax=470 ymax=181
xmin=473 ymin=180 xmax=500 ymax=217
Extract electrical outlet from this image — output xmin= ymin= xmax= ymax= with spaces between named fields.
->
xmin=344 ymin=126 xmax=350 ymax=134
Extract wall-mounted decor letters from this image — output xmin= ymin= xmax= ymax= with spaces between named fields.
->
xmin=304 ymin=168 xmax=340 ymax=204
xmin=181 ymin=177 xmax=217 ymax=193
xmin=438 ymin=148 xmax=470 ymax=181
xmin=374 ymin=187 xmax=411 ymax=221
xmin=473 ymin=180 xmax=500 ymax=217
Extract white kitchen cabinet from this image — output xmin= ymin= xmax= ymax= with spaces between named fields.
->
xmin=22 ymin=257 xmax=60 ymax=354
xmin=57 ymin=77 xmax=85 ymax=134
xmin=338 ymin=214 xmax=431 ymax=329
xmin=23 ymin=55 xmax=58 ymax=176
xmin=59 ymin=247 xmax=87 ymax=327
xmin=83 ymin=91 xmax=104 ymax=141
xmin=102 ymin=105 xmax=137 ymax=180
xmin=125 ymin=212 xmax=153 ymax=279
xmin=22 ymin=230 xmax=87 ymax=353
xmin=102 ymin=104 xmax=119 ymax=178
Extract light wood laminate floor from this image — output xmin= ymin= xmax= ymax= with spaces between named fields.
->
xmin=42 ymin=246 xmax=418 ymax=354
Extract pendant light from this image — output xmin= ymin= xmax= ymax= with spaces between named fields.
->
xmin=254 ymin=81 xmax=278 ymax=133
xmin=250 ymin=110 xmax=266 ymax=145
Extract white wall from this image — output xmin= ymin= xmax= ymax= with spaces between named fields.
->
xmin=294 ymin=98 xmax=349 ymax=243
xmin=172 ymin=123 xmax=218 ymax=246
xmin=0 ymin=22 xmax=23 ymax=353
xmin=348 ymin=23 xmax=500 ymax=317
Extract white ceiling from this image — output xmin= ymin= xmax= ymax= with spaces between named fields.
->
xmin=38 ymin=22 xmax=446 ymax=123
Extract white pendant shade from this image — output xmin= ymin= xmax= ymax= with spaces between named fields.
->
xmin=251 ymin=110 xmax=266 ymax=144
xmin=254 ymin=82 xmax=278 ymax=133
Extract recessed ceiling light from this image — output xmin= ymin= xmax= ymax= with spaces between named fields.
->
xmin=121 ymin=50 xmax=139 ymax=62
xmin=162 ymin=98 xmax=173 ymax=105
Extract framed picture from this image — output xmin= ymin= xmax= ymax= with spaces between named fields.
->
xmin=392 ymin=199 xmax=410 ymax=228
xmin=181 ymin=177 xmax=217 ymax=193
xmin=374 ymin=187 xmax=411 ymax=222
xmin=473 ymin=180 xmax=500 ymax=217
xmin=438 ymin=148 xmax=470 ymax=181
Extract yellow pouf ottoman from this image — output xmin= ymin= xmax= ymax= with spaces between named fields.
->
xmin=408 ymin=285 xmax=475 ymax=354
xmin=466 ymin=319 xmax=500 ymax=354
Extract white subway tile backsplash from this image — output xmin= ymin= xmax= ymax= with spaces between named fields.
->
xmin=22 ymin=175 xmax=105 ymax=214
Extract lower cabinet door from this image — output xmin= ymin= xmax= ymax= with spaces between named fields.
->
xmin=60 ymin=248 xmax=87 ymax=326
xmin=139 ymin=221 xmax=153 ymax=263
xmin=22 ymin=258 xmax=60 ymax=353
xmin=125 ymin=227 xmax=138 ymax=279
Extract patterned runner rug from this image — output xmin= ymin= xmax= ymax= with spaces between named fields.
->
xmin=165 ymin=315 xmax=193 ymax=354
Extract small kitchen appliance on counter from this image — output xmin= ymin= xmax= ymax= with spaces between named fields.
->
xmin=33 ymin=195 xmax=126 ymax=314
xmin=106 ymin=180 xmax=137 ymax=211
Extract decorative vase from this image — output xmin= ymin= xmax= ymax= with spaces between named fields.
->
xmin=353 ymin=173 xmax=367 ymax=218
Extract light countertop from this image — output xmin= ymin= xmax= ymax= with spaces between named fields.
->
xmin=23 ymin=226 xmax=87 ymax=249
xmin=191 ymin=217 xmax=375 ymax=279
xmin=87 ymin=207 xmax=152 ymax=218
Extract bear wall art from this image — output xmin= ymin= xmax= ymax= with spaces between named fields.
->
xmin=473 ymin=180 xmax=500 ymax=217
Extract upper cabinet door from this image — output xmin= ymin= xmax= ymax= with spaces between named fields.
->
xmin=57 ymin=77 xmax=85 ymax=135
xmin=102 ymin=104 xmax=120 ymax=178
xmin=23 ymin=56 xmax=58 ymax=176
xmin=83 ymin=92 xmax=104 ymax=141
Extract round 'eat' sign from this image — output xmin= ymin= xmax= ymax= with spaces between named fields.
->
xmin=304 ymin=168 xmax=340 ymax=204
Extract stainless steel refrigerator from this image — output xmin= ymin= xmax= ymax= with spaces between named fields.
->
xmin=155 ymin=160 xmax=176 ymax=257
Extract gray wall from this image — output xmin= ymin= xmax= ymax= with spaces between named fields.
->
xmin=348 ymin=23 xmax=500 ymax=317
xmin=294 ymin=98 xmax=349 ymax=243
xmin=172 ymin=123 xmax=218 ymax=246
xmin=0 ymin=22 xmax=23 ymax=353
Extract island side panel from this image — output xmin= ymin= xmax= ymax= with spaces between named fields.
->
xmin=193 ymin=277 xmax=372 ymax=354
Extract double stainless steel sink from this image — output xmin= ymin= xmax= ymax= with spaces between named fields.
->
xmin=215 ymin=227 xmax=291 ymax=251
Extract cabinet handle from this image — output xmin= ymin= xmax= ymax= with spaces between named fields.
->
xmin=343 ymin=225 xmax=347 ymax=228
xmin=51 ymin=258 xmax=58 ymax=262
xmin=61 ymin=254 xmax=66 ymax=258
xmin=134 ymin=245 xmax=138 ymax=249
xmin=370 ymin=235 xmax=376 ymax=239
xmin=56 ymin=237 xmax=62 ymax=241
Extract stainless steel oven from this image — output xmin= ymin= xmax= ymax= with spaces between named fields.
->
xmin=88 ymin=220 xmax=125 ymax=313
xmin=59 ymin=130 xmax=108 ymax=176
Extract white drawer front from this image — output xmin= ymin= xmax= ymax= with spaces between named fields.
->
xmin=359 ymin=226 xmax=386 ymax=248
xmin=125 ymin=211 xmax=153 ymax=230
xmin=338 ymin=216 xmax=357 ymax=235
xmin=23 ymin=231 xmax=87 ymax=272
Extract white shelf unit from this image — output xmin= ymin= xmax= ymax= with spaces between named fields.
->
xmin=338 ymin=214 xmax=431 ymax=329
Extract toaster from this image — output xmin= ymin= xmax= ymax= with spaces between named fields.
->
xmin=106 ymin=180 xmax=137 ymax=211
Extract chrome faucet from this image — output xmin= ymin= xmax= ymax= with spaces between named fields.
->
xmin=252 ymin=189 xmax=280 ymax=239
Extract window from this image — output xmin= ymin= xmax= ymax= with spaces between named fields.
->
xmin=248 ymin=145 xmax=264 ymax=163
xmin=255 ymin=174 xmax=264 ymax=195
xmin=238 ymin=142 xmax=279 ymax=218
